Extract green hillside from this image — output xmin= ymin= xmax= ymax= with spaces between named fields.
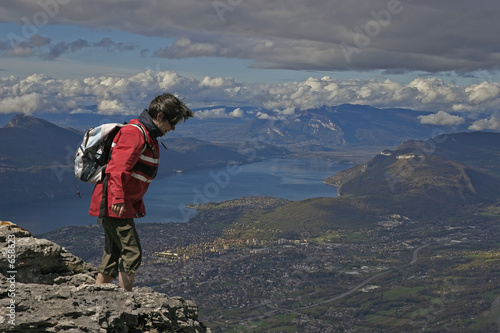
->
xmin=224 ymin=196 xmax=380 ymax=241
xmin=202 ymin=132 xmax=500 ymax=241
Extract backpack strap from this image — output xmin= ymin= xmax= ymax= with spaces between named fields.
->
xmin=128 ymin=123 xmax=159 ymax=159
xmin=97 ymin=174 xmax=108 ymax=222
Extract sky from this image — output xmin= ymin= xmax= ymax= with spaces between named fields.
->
xmin=0 ymin=0 xmax=500 ymax=130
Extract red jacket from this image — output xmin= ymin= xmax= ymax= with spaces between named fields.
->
xmin=89 ymin=118 xmax=160 ymax=219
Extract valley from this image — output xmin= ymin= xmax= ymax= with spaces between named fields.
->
xmin=41 ymin=198 xmax=500 ymax=332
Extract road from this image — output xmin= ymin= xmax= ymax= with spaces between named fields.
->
xmin=411 ymin=243 xmax=430 ymax=265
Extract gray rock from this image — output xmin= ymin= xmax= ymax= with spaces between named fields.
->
xmin=0 ymin=221 xmax=209 ymax=332
xmin=0 ymin=221 xmax=96 ymax=284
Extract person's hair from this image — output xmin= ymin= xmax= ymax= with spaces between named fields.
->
xmin=147 ymin=93 xmax=194 ymax=125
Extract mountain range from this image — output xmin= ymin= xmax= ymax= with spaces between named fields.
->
xmin=169 ymin=104 xmax=460 ymax=149
xmin=240 ymin=104 xmax=444 ymax=147
xmin=0 ymin=104 xmax=486 ymax=204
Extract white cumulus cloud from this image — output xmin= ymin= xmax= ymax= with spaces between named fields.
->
xmin=194 ymin=107 xmax=246 ymax=119
xmin=418 ymin=111 xmax=466 ymax=126
xmin=0 ymin=93 xmax=42 ymax=114
xmin=229 ymin=108 xmax=244 ymax=117
xmin=1 ymin=71 xmax=500 ymax=132
xmin=469 ymin=115 xmax=500 ymax=131
xmin=465 ymin=82 xmax=500 ymax=105
xmin=195 ymin=108 xmax=228 ymax=119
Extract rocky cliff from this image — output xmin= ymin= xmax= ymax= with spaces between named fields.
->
xmin=0 ymin=221 xmax=208 ymax=333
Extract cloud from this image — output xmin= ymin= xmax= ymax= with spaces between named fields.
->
xmin=229 ymin=108 xmax=244 ymax=117
xmin=155 ymin=37 xmax=218 ymax=58
xmin=195 ymin=108 xmax=228 ymax=119
xmin=1 ymin=34 xmax=50 ymax=57
xmin=465 ymin=82 xmax=500 ymax=105
xmin=94 ymin=38 xmax=135 ymax=52
xmin=418 ymin=111 xmax=465 ymax=126
xmin=97 ymin=99 xmax=126 ymax=114
xmin=1 ymin=71 xmax=500 ymax=132
xmin=256 ymin=112 xmax=278 ymax=120
xmin=199 ymin=76 xmax=235 ymax=88
xmin=0 ymin=31 xmax=136 ymax=60
xmin=42 ymin=39 xmax=90 ymax=60
xmin=469 ymin=115 xmax=500 ymax=131
xmin=1 ymin=0 xmax=500 ymax=73
xmin=195 ymin=107 xmax=246 ymax=120
xmin=0 ymin=92 xmax=43 ymax=114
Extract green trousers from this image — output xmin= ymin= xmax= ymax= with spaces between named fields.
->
xmin=98 ymin=217 xmax=142 ymax=278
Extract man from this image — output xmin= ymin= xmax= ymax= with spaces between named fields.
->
xmin=89 ymin=93 xmax=193 ymax=291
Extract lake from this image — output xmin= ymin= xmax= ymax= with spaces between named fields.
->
xmin=1 ymin=158 xmax=348 ymax=235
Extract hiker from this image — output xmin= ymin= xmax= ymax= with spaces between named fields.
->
xmin=90 ymin=93 xmax=193 ymax=291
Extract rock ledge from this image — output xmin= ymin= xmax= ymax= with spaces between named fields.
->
xmin=0 ymin=221 xmax=208 ymax=333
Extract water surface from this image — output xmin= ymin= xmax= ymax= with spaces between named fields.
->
xmin=1 ymin=158 xmax=347 ymax=235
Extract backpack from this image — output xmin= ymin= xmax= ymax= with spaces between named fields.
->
xmin=73 ymin=123 xmax=149 ymax=196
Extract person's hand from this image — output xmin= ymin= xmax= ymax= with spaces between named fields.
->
xmin=111 ymin=203 xmax=125 ymax=217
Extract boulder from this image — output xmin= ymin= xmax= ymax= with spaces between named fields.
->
xmin=0 ymin=221 xmax=96 ymax=284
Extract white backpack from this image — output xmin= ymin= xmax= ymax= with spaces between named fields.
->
xmin=74 ymin=123 xmax=148 ymax=186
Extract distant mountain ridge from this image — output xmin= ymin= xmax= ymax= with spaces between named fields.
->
xmin=0 ymin=114 xmax=82 ymax=168
xmin=0 ymin=115 xmax=86 ymax=203
xmin=0 ymin=105 xmax=488 ymax=204
xmin=10 ymin=104 xmax=468 ymax=148
xmin=326 ymin=131 xmax=500 ymax=218
xmin=229 ymin=104 xmax=459 ymax=149
xmin=0 ymin=114 xmax=266 ymax=203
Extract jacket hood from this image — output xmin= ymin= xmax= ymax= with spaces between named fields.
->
xmin=137 ymin=109 xmax=163 ymax=139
